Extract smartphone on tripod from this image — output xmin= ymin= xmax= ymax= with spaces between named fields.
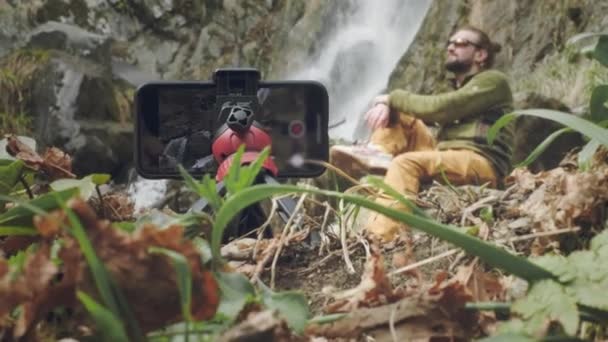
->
xmin=135 ymin=69 xmax=329 ymax=180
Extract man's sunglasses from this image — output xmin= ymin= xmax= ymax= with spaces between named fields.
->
xmin=446 ymin=38 xmax=481 ymax=49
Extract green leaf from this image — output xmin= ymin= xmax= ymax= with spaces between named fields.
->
xmin=77 ymin=291 xmax=129 ymax=342
xmin=0 ymin=188 xmax=78 ymax=225
xmin=112 ymin=221 xmax=136 ymax=233
xmin=516 ymin=127 xmax=573 ymax=168
xmin=488 ymin=109 xmax=608 ymax=148
xmin=260 ymin=283 xmax=310 ymax=334
xmin=511 ymin=280 xmax=579 ymax=336
xmin=577 ymin=139 xmax=601 ymax=171
xmin=192 ymin=237 xmax=213 ymax=264
xmin=532 ymin=255 xmax=576 ymax=283
xmin=593 ymin=34 xmax=608 ymax=66
xmin=224 ymin=145 xmax=246 ymax=196
xmin=0 ymin=226 xmax=38 ymax=236
xmin=178 ymin=165 xmax=222 ymax=212
xmin=566 ymin=32 xmax=608 ymax=46
xmin=363 ymin=176 xmax=432 ymax=218
xmin=564 ymin=251 xmax=608 ymax=311
xmin=90 ymin=173 xmax=111 ymax=185
xmin=50 ymin=174 xmax=109 ymax=200
xmin=589 ymin=85 xmax=608 ymax=123
xmin=214 ymin=271 xmax=256 ymax=321
xmin=149 ymin=247 xmax=193 ymax=321
xmin=0 ymin=160 xmax=24 ymax=195
xmin=211 ymin=184 xmax=556 ymax=282
xmin=590 ymin=230 xmax=608 ymax=253
xmin=478 ymin=332 xmax=537 ymax=342
xmin=238 ymin=146 xmax=271 ymax=190
xmin=480 ymin=206 xmax=494 ymax=224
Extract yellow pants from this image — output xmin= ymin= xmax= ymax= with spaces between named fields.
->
xmin=366 ymin=114 xmax=498 ymax=241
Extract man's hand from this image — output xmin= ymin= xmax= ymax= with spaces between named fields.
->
xmin=365 ymin=95 xmax=390 ymax=130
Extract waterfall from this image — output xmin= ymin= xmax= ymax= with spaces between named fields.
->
xmin=290 ymin=0 xmax=431 ymax=141
xmin=128 ymin=1 xmax=431 ymax=211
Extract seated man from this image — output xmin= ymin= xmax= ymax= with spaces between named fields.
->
xmin=331 ymin=26 xmax=514 ymax=241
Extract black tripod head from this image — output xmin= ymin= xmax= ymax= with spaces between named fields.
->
xmin=213 ymin=68 xmax=261 ymax=134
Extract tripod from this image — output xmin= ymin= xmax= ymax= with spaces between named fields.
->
xmin=190 ymin=99 xmax=300 ymax=240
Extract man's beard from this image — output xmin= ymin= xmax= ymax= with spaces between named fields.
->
xmin=445 ymin=59 xmax=472 ymax=73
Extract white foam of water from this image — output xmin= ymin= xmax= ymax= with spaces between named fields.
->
xmin=289 ymin=0 xmax=431 ymax=141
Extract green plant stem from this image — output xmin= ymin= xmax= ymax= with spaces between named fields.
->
xmin=95 ymin=185 xmax=106 ymax=219
xmin=19 ymin=174 xmax=33 ymax=199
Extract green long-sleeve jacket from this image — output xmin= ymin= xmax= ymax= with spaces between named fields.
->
xmin=388 ymin=69 xmax=514 ymax=177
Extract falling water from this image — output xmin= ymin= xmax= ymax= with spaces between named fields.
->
xmin=290 ymin=0 xmax=431 ymax=141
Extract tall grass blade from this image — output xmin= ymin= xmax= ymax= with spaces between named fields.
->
xmin=488 ymin=109 xmax=608 ymax=147
xmin=211 ymin=184 xmax=555 ymax=282
xmin=566 ymin=32 xmax=608 ymax=45
xmin=77 ymin=291 xmax=129 ymax=342
xmin=239 ymin=146 xmax=271 ymax=189
xmin=487 ymin=113 xmax=518 ymax=145
xmin=0 ymin=188 xmax=77 ymax=225
xmin=224 ymin=145 xmax=245 ymax=195
xmin=515 ymin=127 xmax=573 ymax=168
xmin=0 ymin=159 xmax=24 ymax=195
xmin=578 ymin=139 xmax=601 ymax=171
xmin=0 ymin=226 xmax=38 ymax=236
xmin=363 ymin=176 xmax=432 ymax=219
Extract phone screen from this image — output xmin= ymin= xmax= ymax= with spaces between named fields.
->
xmin=136 ymin=81 xmax=329 ymax=179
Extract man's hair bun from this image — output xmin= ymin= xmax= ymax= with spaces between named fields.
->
xmin=491 ymin=42 xmax=502 ymax=54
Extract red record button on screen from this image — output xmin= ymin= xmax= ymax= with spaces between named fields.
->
xmin=289 ymin=120 xmax=305 ymax=138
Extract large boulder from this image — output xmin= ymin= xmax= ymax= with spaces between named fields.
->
xmin=0 ymin=22 xmax=135 ymax=178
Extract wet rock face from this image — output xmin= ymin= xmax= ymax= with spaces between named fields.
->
xmin=29 ymin=50 xmax=131 ymax=176
xmin=26 ymin=21 xmax=112 ymax=66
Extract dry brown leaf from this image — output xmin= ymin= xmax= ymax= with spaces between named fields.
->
xmin=5 ymin=135 xmax=75 ymax=179
xmin=66 ymin=199 xmax=219 ymax=330
xmin=220 ymin=310 xmax=305 ymax=342
xmin=325 ymin=245 xmax=402 ymax=313
xmin=2 ymin=198 xmax=220 ymax=337
xmin=0 ymin=243 xmax=60 ymax=336
xmin=90 ymin=192 xmax=135 ymax=221
xmin=6 ymin=135 xmax=44 ymax=167
xmin=42 ymin=147 xmax=74 ymax=177
xmin=33 ymin=210 xmax=65 ymax=238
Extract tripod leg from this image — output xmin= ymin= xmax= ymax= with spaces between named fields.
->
xmin=261 ymin=174 xmax=321 ymax=249
xmin=262 ymin=174 xmax=298 ymax=223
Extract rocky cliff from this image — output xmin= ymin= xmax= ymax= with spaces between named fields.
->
xmin=0 ymin=0 xmax=338 ymax=177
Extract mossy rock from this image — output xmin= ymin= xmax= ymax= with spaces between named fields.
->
xmin=0 ymin=49 xmax=52 ymax=135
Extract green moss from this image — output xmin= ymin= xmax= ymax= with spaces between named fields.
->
xmin=0 ymin=49 xmax=52 ymax=134
xmin=513 ymin=51 xmax=608 ymax=110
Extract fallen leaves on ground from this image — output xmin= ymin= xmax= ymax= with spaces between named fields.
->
xmin=325 ymin=245 xmax=402 ymax=313
xmin=5 ymin=135 xmax=75 ymax=179
xmin=0 ymin=198 xmax=220 ymax=339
